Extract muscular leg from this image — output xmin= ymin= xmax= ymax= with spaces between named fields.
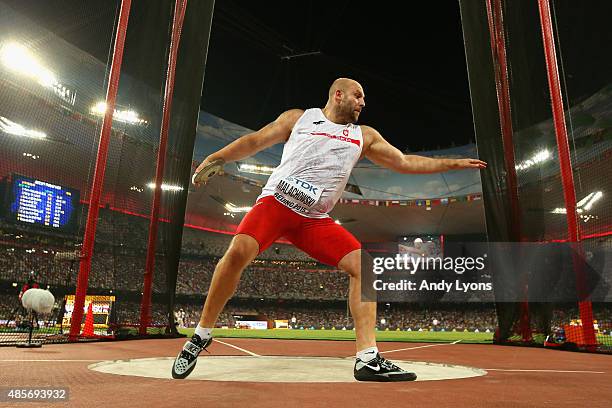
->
xmin=199 ymin=234 xmax=259 ymax=327
xmin=338 ymin=249 xmax=377 ymax=352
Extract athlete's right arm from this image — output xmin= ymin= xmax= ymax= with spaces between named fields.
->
xmin=200 ymin=109 xmax=303 ymax=167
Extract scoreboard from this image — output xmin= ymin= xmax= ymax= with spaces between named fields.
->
xmin=3 ymin=174 xmax=79 ymax=231
xmin=63 ymin=295 xmax=115 ymax=327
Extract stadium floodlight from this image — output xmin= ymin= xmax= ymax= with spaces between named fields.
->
xmin=582 ymin=191 xmax=602 ymax=211
xmin=90 ymin=102 xmax=107 ymax=115
xmin=576 ymin=192 xmax=595 ymax=208
xmin=515 ymin=149 xmax=551 ymax=171
xmin=551 ymin=191 xmax=602 ymax=215
xmin=237 ymin=162 xmax=276 ymax=175
xmin=147 ymin=182 xmax=183 ymax=192
xmin=0 ymin=116 xmax=46 ymax=139
xmin=1 ymin=42 xmax=76 ymax=104
xmin=224 ymin=203 xmax=252 ymax=213
xmin=551 ymin=207 xmax=584 ymax=214
xmin=90 ymin=101 xmax=148 ymax=125
xmin=0 ymin=42 xmax=57 ymax=87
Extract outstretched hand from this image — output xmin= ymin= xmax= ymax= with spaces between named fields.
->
xmin=453 ymin=158 xmax=487 ymax=170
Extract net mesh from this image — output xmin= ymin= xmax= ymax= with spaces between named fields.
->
xmin=460 ymin=0 xmax=611 ymax=351
xmin=0 ymin=0 xmax=214 ymax=345
xmin=2 ymin=0 xmax=607 ymax=350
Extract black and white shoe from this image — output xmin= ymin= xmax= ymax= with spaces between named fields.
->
xmin=354 ymin=353 xmax=417 ymax=382
xmin=171 ymin=334 xmax=212 ymax=379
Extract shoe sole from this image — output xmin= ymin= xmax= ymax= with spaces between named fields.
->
xmin=354 ymin=373 xmax=417 ymax=382
xmin=171 ymin=338 xmax=212 ymax=380
xmin=171 ymin=356 xmax=197 ymax=379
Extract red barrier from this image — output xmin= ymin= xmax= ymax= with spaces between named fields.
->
xmin=537 ymin=0 xmax=596 ymax=346
xmin=68 ymin=0 xmax=133 ymax=341
xmin=139 ymin=0 xmax=189 ymax=334
xmin=485 ymin=0 xmax=531 ymax=342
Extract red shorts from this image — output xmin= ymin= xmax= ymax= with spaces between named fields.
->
xmin=236 ymin=196 xmax=361 ymax=267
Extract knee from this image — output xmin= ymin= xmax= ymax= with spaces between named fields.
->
xmin=338 ymin=250 xmax=361 ymax=279
xmin=222 ymin=235 xmax=258 ymax=266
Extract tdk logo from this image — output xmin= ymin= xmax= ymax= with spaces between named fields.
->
xmin=289 ymin=177 xmax=318 ymax=194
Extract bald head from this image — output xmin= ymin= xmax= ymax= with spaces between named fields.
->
xmin=328 ymin=78 xmax=363 ymax=101
xmin=323 ymin=78 xmax=365 ymax=124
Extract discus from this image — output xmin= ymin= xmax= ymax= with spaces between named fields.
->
xmin=192 ymin=159 xmax=224 ymax=185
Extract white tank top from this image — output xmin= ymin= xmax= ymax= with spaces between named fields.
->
xmin=259 ymin=108 xmax=363 ymax=218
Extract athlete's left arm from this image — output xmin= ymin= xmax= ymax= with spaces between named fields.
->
xmin=362 ymin=126 xmax=486 ymax=174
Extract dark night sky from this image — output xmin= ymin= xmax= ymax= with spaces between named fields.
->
xmin=4 ymin=1 xmax=612 ymax=151
xmin=202 ymin=1 xmax=475 ymax=151
xmin=4 ymin=0 xmax=475 ymax=151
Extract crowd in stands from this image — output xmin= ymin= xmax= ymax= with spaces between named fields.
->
xmin=87 ymin=210 xmax=315 ymax=262
xmin=177 ymin=259 xmax=347 ymax=300
xmin=1 ymin=218 xmax=611 ymax=337
xmin=103 ymin=300 xmax=500 ymax=332
xmin=0 ymin=242 xmax=347 ymax=300
xmin=0 ymin=296 xmax=21 ymax=322
xmin=173 ymin=303 xmax=500 ymax=332
xmin=551 ymin=306 xmax=612 ymax=333
xmin=181 ymin=227 xmax=315 ymax=261
xmin=2 ymin=291 xmax=611 ymax=335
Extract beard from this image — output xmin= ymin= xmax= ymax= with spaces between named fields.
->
xmin=337 ymin=101 xmax=358 ymax=123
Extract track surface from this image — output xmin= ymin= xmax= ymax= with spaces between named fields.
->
xmin=1 ymin=338 xmax=610 ymax=407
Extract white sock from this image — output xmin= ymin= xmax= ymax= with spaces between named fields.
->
xmin=356 ymin=346 xmax=378 ymax=362
xmin=194 ymin=325 xmax=213 ymax=340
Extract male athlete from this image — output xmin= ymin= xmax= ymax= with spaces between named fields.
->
xmin=172 ymin=78 xmax=486 ymax=381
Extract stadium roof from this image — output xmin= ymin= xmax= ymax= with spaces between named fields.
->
xmin=185 ymin=173 xmax=486 ymax=242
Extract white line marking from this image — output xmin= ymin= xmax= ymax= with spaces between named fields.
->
xmin=0 ymin=359 xmax=101 ymax=362
xmin=214 ymin=339 xmax=261 ymax=357
xmin=379 ymin=340 xmax=461 ymax=355
xmin=485 ymin=369 xmax=605 ymax=374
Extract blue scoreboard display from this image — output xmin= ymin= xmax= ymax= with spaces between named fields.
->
xmin=6 ymin=175 xmax=79 ymax=231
